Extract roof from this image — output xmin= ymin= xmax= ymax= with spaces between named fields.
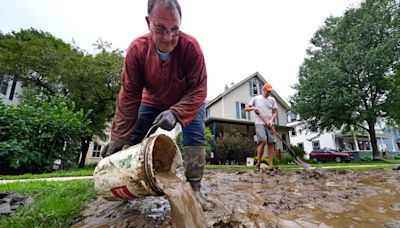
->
xmin=205 ymin=72 xmax=291 ymax=111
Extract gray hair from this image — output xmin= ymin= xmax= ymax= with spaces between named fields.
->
xmin=148 ymin=0 xmax=182 ymax=19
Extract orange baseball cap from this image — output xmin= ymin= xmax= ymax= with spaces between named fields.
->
xmin=263 ymin=83 xmax=273 ymax=91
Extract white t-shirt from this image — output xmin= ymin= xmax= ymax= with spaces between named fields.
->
xmin=248 ymin=95 xmax=277 ymax=125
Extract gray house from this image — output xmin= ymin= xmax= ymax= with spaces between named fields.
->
xmin=205 ymin=72 xmax=292 ymax=154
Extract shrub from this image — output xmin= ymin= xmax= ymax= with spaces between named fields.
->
xmin=290 ymin=145 xmax=306 ymax=158
xmin=253 ymin=156 xmax=269 ymax=165
xmin=0 ymin=90 xmax=91 ymax=174
xmin=215 ymin=129 xmax=256 ymax=164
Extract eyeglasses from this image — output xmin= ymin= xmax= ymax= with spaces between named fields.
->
xmin=150 ymin=21 xmax=180 ymax=37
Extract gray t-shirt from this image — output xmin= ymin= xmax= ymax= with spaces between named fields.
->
xmin=248 ymin=95 xmax=277 ymax=125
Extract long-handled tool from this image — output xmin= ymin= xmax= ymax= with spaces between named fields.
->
xmin=256 ymin=113 xmax=310 ymax=169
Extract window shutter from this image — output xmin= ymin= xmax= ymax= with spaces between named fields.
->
xmin=259 ymin=82 xmax=263 ymax=94
xmin=249 ymin=81 xmax=253 ymax=96
xmin=236 ymin=102 xmax=240 ymax=119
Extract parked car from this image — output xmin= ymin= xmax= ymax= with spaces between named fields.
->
xmin=309 ymin=148 xmax=354 ymax=163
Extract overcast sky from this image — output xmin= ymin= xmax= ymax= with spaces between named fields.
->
xmin=1 ymin=0 xmax=362 ymax=103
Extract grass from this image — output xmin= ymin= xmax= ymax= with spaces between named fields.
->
xmin=0 ymin=166 xmax=94 ymax=180
xmin=206 ymin=159 xmax=400 ymax=171
xmin=0 ymin=180 xmax=96 ymax=228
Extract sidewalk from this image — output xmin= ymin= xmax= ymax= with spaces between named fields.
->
xmin=0 ymin=176 xmax=93 ymax=185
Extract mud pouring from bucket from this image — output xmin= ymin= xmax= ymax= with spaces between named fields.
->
xmin=93 ymin=132 xmax=206 ymax=228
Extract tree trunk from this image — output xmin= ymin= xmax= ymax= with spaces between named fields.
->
xmin=367 ymin=120 xmax=381 ymax=160
xmin=78 ymin=136 xmax=92 ymax=168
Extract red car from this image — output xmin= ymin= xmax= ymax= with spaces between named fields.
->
xmin=309 ymin=148 xmax=353 ymax=163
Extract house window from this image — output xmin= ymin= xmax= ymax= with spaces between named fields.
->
xmin=235 ymin=101 xmax=251 ymax=120
xmin=281 ymin=133 xmax=287 ymax=150
xmin=298 ymin=128 xmax=303 ymax=134
xmin=297 ymin=142 xmax=304 ymax=149
xmin=240 ymin=103 xmax=248 ymax=119
xmin=312 ymin=140 xmax=320 ymax=150
xmin=92 ymin=144 xmax=101 ymax=157
xmin=0 ymin=76 xmax=10 ymax=96
xmin=252 ymin=81 xmax=260 ymax=96
xmin=291 ymin=128 xmax=296 ymax=136
xmin=206 ymin=108 xmax=210 ymax=118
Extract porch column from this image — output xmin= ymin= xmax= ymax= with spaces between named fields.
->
xmin=353 ymin=134 xmax=360 ymax=151
xmin=211 ymin=122 xmax=217 ymax=140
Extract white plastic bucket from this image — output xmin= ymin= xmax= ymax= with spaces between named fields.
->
xmin=93 ymin=133 xmax=185 ymax=201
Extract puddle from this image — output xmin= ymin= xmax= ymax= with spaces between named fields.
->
xmin=74 ymin=168 xmax=400 ymax=227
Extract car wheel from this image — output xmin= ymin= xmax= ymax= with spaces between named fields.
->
xmin=312 ymin=157 xmax=318 ymax=163
xmin=335 ymin=157 xmax=342 ymax=163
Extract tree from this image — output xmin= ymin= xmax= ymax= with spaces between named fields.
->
xmin=62 ymin=41 xmax=123 ymax=167
xmin=0 ymin=89 xmax=91 ymax=174
xmin=0 ymin=29 xmax=124 ymax=167
xmin=0 ymin=28 xmax=75 ymax=95
xmin=290 ymin=0 xmax=400 ymax=159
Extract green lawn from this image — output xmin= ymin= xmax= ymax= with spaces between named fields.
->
xmin=0 ymin=180 xmax=96 ymax=228
xmin=0 ymin=166 xmax=94 ymax=180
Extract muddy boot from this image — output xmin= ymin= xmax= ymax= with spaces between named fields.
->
xmin=190 ymin=180 xmax=212 ymax=211
xmin=182 ymin=146 xmax=211 ymax=211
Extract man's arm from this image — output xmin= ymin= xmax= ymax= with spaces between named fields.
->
xmin=110 ymin=44 xmax=144 ymax=145
xmin=244 ymin=103 xmax=258 ymax=113
xmin=267 ymin=108 xmax=277 ymax=127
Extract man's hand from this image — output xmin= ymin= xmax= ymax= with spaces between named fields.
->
xmin=153 ymin=110 xmax=177 ymax=131
xmin=253 ymin=108 xmax=260 ymax=115
xmin=101 ymin=140 xmax=125 ymax=157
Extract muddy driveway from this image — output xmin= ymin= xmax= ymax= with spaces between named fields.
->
xmin=74 ymin=168 xmax=400 ymax=228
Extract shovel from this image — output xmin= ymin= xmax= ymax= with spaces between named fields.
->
xmin=256 ymin=113 xmax=310 ymax=169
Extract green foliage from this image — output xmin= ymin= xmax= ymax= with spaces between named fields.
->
xmin=0 ymin=180 xmax=96 ymax=227
xmin=253 ymin=156 xmax=269 ymax=165
xmin=0 ymin=28 xmax=124 ymax=166
xmin=0 ymin=89 xmax=91 ymax=174
xmin=273 ymin=153 xmax=296 ymax=165
xmin=215 ymin=128 xmax=256 ymax=164
xmin=290 ymin=145 xmax=306 ymax=158
xmin=175 ymin=127 xmax=214 ymax=160
xmin=290 ymin=0 xmax=400 ymax=158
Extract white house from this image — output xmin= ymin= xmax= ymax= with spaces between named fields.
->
xmin=287 ymin=113 xmax=396 ymax=159
xmin=205 ymin=72 xmax=292 ymax=159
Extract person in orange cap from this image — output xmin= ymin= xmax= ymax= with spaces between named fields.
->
xmin=245 ymin=83 xmax=277 ymax=172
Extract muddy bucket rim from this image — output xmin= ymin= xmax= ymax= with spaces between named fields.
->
xmin=143 ymin=134 xmax=179 ymax=195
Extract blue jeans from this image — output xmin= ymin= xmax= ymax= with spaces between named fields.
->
xmin=130 ymin=104 xmax=205 ymax=146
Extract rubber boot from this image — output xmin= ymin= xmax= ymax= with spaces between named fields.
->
xmin=182 ymin=146 xmax=211 ymax=211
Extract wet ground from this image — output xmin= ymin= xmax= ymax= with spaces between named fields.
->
xmin=74 ymin=168 xmax=400 ymax=228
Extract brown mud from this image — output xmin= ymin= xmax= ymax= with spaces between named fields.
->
xmin=74 ymin=168 xmax=400 ymax=228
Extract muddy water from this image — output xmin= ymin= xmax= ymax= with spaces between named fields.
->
xmin=156 ymin=172 xmax=206 ymax=228
xmin=74 ymin=168 xmax=400 ymax=227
